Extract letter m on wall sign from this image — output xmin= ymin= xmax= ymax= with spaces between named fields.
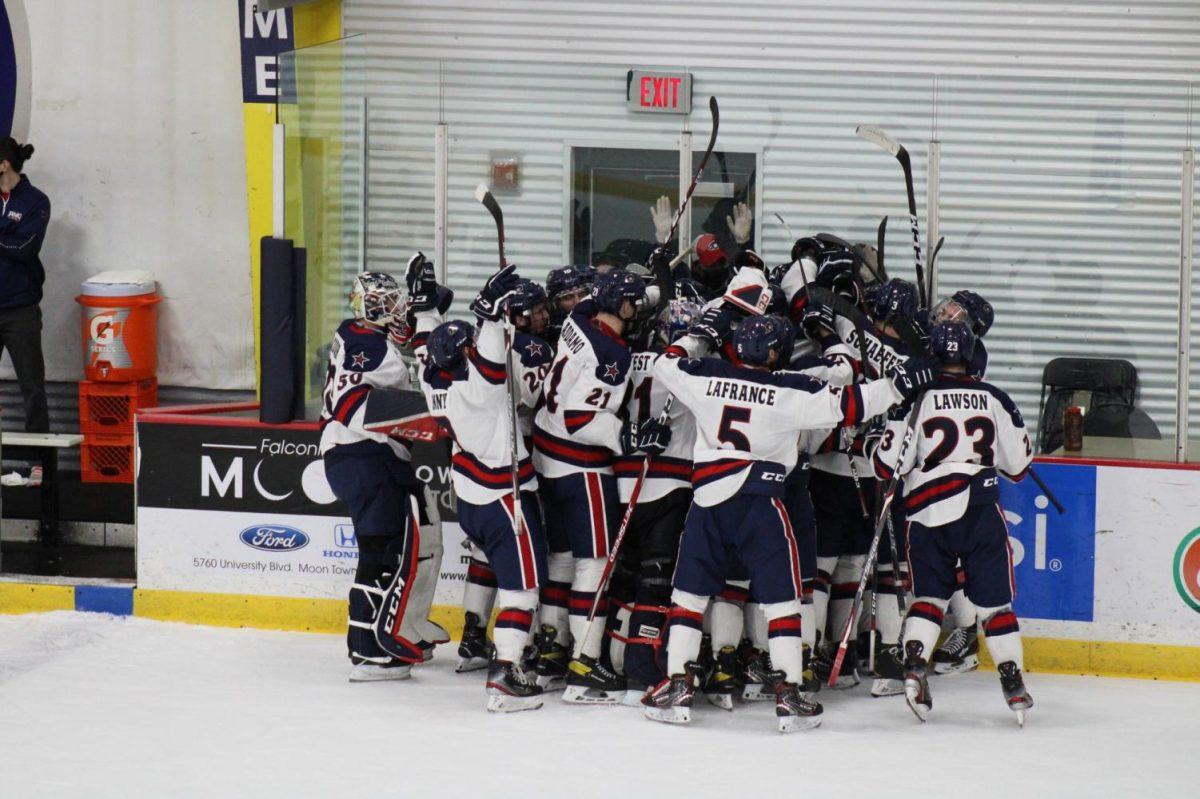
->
xmin=238 ymin=0 xmax=295 ymax=103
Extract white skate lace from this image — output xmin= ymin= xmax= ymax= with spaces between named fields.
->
xmin=941 ymin=627 xmax=971 ymax=656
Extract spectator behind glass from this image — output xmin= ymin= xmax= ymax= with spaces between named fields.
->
xmin=0 ymin=137 xmax=50 ymax=432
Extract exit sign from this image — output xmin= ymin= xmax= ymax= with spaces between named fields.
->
xmin=626 ymin=70 xmax=692 ymax=115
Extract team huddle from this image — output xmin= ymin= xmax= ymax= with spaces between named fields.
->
xmin=317 ymin=207 xmax=1036 ymax=732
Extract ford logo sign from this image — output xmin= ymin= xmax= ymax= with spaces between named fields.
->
xmin=239 ymin=525 xmax=310 ymax=552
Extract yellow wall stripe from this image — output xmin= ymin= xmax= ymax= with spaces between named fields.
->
xmin=0 ymin=583 xmax=76 ymax=613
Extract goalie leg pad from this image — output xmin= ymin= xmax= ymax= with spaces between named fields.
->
xmin=371 ymin=499 xmax=424 ymax=663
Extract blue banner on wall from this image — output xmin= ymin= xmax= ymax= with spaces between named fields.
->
xmin=999 ymin=463 xmax=1096 ymax=621
xmin=239 ymin=0 xmax=294 ymax=103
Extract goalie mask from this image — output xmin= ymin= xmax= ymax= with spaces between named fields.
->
xmin=350 ymin=272 xmax=402 ymax=326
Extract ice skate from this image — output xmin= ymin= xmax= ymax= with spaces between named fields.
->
xmin=485 ymin=658 xmax=544 ymax=713
xmin=870 ymin=643 xmax=905 ymax=697
xmin=902 ymin=641 xmax=932 ymax=721
xmin=533 ymin=624 xmax=569 ymax=691
xmin=813 ymin=639 xmax=859 ymax=689
xmin=642 ymin=670 xmax=696 ymax=725
xmin=998 ymin=660 xmax=1034 ymax=727
xmin=702 ymin=645 xmax=739 ymax=711
xmin=932 ymin=625 xmax=980 ymax=675
xmin=738 ymin=646 xmax=777 ymax=701
xmin=562 ymin=654 xmax=626 ymax=704
xmin=456 ymin=612 xmax=494 ymax=673
xmin=349 ymin=659 xmax=413 ymax=683
xmin=775 ymin=679 xmax=823 ymax=732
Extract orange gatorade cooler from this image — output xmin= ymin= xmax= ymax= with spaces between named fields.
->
xmin=75 ymin=271 xmax=160 ymax=382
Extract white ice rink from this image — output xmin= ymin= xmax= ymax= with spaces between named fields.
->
xmin=0 ymin=612 xmax=1195 ymax=799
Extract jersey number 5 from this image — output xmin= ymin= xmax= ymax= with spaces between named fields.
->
xmin=718 ymin=406 xmax=752 ymax=451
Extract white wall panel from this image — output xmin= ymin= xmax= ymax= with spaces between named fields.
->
xmin=346 ymin=0 xmax=1199 ymax=445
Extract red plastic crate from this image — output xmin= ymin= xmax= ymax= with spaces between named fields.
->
xmin=81 ymin=433 xmax=135 ymax=484
xmin=79 ymin=378 xmax=158 ymax=436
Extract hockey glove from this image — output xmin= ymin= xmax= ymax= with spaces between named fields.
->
xmin=800 ymin=296 xmax=836 ymax=340
xmin=470 ymin=264 xmax=520 ymax=321
xmin=407 ymin=258 xmax=441 ymax=313
xmin=889 ymin=356 xmax=938 ymax=400
xmin=621 ymin=417 xmax=672 ymax=457
xmin=688 ymin=305 xmax=736 ymax=350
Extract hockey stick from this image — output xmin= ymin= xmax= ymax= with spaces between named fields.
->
xmin=828 ymin=397 xmax=923 ymax=686
xmin=876 ymin=217 xmax=889 ymax=282
xmin=579 ymin=102 xmax=719 ymax=629
xmin=476 ymin=183 xmax=525 ymax=537
xmin=663 ymin=96 xmax=720 ymax=247
xmin=584 ymin=396 xmax=676 ymax=627
xmin=928 ymin=235 xmax=945 ymax=299
xmin=1027 ymin=466 xmax=1065 ymax=514
xmin=856 ymin=126 xmax=927 ymax=308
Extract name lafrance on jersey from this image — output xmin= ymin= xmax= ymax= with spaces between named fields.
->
xmin=845 ymin=328 xmax=904 ymax=374
xmin=704 ymin=379 xmax=778 ymax=406
xmin=932 ymin=391 xmax=990 ymax=411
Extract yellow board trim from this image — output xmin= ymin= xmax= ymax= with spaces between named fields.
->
xmin=0 ymin=583 xmax=75 ymax=614
xmin=6 ymin=582 xmax=1197 ymax=682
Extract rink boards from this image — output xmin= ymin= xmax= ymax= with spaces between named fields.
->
xmin=4 ymin=412 xmax=1200 ymax=680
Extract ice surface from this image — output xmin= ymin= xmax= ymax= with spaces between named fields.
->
xmin=0 ymin=611 xmax=1195 ymax=798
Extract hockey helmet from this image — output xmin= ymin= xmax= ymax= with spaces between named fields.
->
xmin=349 ymin=272 xmax=402 ymax=325
xmin=733 ymin=314 xmax=795 ymax=369
xmin=930 ymin=320 xmax=976 ymax=367
xmin=870 ymin=278 xmax=920 ymax=324
xmin=593 ymin=268 xmax=646 ymax=318
xmin=427 ymin=319 xmax=474 ymax=371
xmin=657 ymin=298 xmax=704 ymax=346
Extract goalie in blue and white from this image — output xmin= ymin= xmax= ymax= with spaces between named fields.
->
xmin=320 ymin=271 xmax=427 ymax=682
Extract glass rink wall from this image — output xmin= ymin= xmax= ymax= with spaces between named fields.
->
xmin=277 ymin=39 xmax=1199 ymax=464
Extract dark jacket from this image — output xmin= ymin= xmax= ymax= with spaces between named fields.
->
xmin=0 ymin=175 xmax=50 ymax=309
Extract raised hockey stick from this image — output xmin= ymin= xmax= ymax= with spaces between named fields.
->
xmin=828 ymin=397 xmax=923 ymax=686
xmin=476 ymin=183 xmax=525 ymax=537
xmin=876 ymin=216 xmax=889 ymax=282
xmin=856 ymin=125 xmax=927 ymax=308
xmin=663 ymin=96 xmax=721 ymax=247
xmin=580 ymin=100 xmax=720 ymax=629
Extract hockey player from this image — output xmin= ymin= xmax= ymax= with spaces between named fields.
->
xmin=544 ymin=265 xmax=595 ymax=349
xmin=642 ymin=313 xmax=936 ymax=730
xmin=533 ymin=268 xmax=666 ymax=703
xmin=454 ymin=277 xmax=556 ymax=673
xmin=320 ymin=272 xmax=426 ymax=682
xmin=610 ymin=296 xmax=702 ymax=701
xmin=872 ymin=319 xmax=1034 ymax=724
xmin=925 ymin=289 xmax=996 ymax=674
xmin=415 ymin=264 xmax=549 ymax=712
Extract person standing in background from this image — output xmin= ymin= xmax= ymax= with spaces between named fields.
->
xmin=0 ymin=138 xmax=50 ymax=433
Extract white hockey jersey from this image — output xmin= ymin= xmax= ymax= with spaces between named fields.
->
xmin=319 ymin=319 xmax=413 ymax=459
xmin=533 ymin=310 xmax=632 ymax=479
xmin=416 ymin=317 xmax=536 ymax=506
xmin=652 ymin=353 xmax=907 ymax=507
xmin=513 ymin=330 xmax=554 ymax=437
xmin=615 ymin=347 xmax=697 ymax=503
xmin=873 ymin=373 xmax=1033 ymax=527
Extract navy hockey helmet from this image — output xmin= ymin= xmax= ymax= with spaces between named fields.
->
xmin=546 ymin=265 xmax=594 ymax=301
xmin=870 ymin=278 xmax=920 ymax=324
xmin=349 ymin=271 xmax=402 ymax=325
xmin=930 ymin=319 xmax=976 ymax=367
xmin=952 ymin=290 xmax=994 ymax=337
xmin=733 ymin=314 xmax=795 ymax=369
xmin=427 ymin=319 xmax=474 ymax=371
xmin=508 ymin=278 xmax=548 ymax=317
xmin=593 ymin=268 xmax=646 ymax=318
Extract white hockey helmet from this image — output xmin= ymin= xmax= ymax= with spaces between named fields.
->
xmin=349 ymin=272 xmax=402 ymax=325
